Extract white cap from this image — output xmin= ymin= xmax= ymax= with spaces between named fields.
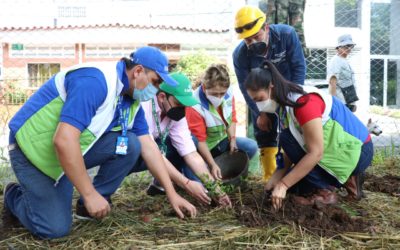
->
xmin=336 ymin=34 xmax=356 ymax=48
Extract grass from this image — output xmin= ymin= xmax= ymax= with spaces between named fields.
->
xmin=0 ymin=147 xmax=15 ymax=192
xmin=1 ymin=154 xmax=400 ymax=249
xmin=248 ymin=150 xmax=260 ymax=175
xmin=370 ymin=105 xmax=400 ymax=119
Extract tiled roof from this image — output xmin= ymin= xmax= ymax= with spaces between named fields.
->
xmin=0 ymin=23 xmax=229 ymax=33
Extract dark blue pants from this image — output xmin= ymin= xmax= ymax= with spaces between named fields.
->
xmin=6 ymin=131 xmax=141 ymax=239
xmin=280 ymin=128 xmax=374 ymax=195
xmin=250 ymin=111 xmax=278 ymax=148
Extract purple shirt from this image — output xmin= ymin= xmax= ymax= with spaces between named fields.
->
xmin=141 ymin=97 xmax=196 ymax=157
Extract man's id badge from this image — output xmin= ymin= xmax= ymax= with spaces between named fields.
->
xmin=115 ymin=136 xmax=128 ymax=155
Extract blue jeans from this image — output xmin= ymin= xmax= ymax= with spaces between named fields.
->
xmin=209 ymin=136 xmax=258 ymax=160
xmin=279 ymin=128 xmax=373 ymax=195
xmin=129 ymin=136 xmax=201 ymax=182
xmin=5 ymin=131 xmax=141 ymax=239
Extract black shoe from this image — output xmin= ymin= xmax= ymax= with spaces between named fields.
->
xmin=146 ymin=184 xmax=165 ymax=196
xmin=75 ymin=200 xmax=93 ymax=220
xmin=1 ymin=182 xmax=22 ymax=229
xmin=75 ymin=198 xmax=112 ymax=220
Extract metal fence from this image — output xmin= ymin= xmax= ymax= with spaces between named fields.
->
xmin=1 ymin=0 xmax=400 ymax=161
xmin=305 ymin=0 xmax=400 ymax=153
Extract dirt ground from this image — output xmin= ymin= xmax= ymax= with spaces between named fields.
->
xmin=364 ymin=173 xmax=400 ymax=196
xmin=231 ymin=184 xmax=374 ymax=237
xmin=1 ymin=171 xmax=400 ymax=248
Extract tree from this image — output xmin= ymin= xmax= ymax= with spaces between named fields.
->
xmin=175 ymin=50 xmax=219 ymax=86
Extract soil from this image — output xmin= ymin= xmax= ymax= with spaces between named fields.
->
xmin=232 ymin=185 xmax=372 ymax=237
xmin=364 ymin=173 xmax=400 ymax=196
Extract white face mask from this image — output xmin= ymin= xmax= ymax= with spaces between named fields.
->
xmin=206 ymin=94 xmax=224 ymax=108
xmin=256 ymin=98 xmax=278 ymax=113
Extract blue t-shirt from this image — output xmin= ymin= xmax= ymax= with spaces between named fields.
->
xmin=9 ymin=64 xmax=148 ymax=144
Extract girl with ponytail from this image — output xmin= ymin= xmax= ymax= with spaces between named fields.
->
xmin=245 ymin=61 xmax=373 ymax=211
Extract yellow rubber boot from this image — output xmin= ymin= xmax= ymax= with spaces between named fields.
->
xmin=259 ymin=147 xmax=278 ymax=182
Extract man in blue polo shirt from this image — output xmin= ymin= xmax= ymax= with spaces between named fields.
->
xmin=2 ymin=46 xmax=196 ymax=239
xmin=232 ymin=5 xmax=306 ymax=183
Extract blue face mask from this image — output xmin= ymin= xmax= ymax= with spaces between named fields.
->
xmin=133 ymin=81 xmax=158 ymax=102
xmin=132 ymin=71 xmax=158 ymax=102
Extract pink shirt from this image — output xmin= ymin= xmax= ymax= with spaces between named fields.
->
xmin=141 ymin=97 xmax=197 ymax=157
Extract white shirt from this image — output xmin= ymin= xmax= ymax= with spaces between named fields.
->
xmin=327 ymin=54 xmax=357 ymax=104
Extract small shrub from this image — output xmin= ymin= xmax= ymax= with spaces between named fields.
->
xmin=4 ymin=91 xmax=28 ymax=105
xmin=175 ymin=50 xmax=219 ymax=86
xmin=199 ymin=173 xmax=234 ymax=197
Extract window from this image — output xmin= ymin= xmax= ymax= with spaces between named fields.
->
xmin=306 ymin=49 xmax=327 ymax=80
xmin=370 ymin=2 xmax=390 ymax=55
xmin=335 ymin=0 xmax=360 ymax=28
xmin=28 ymin=64 xmax=60 ymax=87
xmin=370 ymin=59 xmax=398 ymax=106
xmin=58 ymin=6 xmax=86 ymax=18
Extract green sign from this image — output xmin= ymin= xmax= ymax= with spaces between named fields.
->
xmin=11 ymin=43 xmax=24 ymax=50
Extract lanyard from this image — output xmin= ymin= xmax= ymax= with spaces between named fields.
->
xmin=152 ymin=99 xmax=171 ymax=154
xmin=117 ymin=95 xmax=129 ymax=136
xmin=276 ymin=106 xmax=287 ymax=169
xmin=277 ymin=107 xmax=287 ymax=136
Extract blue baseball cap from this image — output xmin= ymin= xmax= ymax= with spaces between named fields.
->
xmin=130 ymin=46 xmax=178 ymax=87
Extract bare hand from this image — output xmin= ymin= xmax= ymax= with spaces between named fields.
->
xmin=271 ymin=181 xmax=288 ymax=211
xmin=257 ymin=113 xmax=272 ymax=131
xmin=229 ymin=139 xmax=238 ymax=153
xmin=184 ymin=180 xmax=212 ymax=205
xmin=211 ymin=164 xmax=222 ymax=180
xmin=83 ymin=192 xmax=111 ymax=219
xmin=167 ymin=193 xmax=197 ymax=219
xmin=215 ymin=193 xmax=232 ymax=208
xmin=264 ymin=173 xmax=282 ymax=191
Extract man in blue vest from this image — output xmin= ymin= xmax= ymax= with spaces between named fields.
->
xmin=232 ymin=5 xmax=306 ymax=183
xmin=2 ymin=46 xmax=196 ymax=239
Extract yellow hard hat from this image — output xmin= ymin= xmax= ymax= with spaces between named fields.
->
xmin=234 ymin=6 xmax=266 ymax=39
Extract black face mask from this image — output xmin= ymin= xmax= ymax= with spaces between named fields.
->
xmin=166 ymin=107 xmax=185 ymax=121
xmin=248 ymin=41 xmax=267 ymax=56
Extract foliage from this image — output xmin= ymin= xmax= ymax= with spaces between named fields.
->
xmin=369 ymin=150 xmax=399 ymax=176
xmin=199 ymin=173 xmax=234 ymax=197
xmin=335 ymin=0 xmax=359 ymax=28
xmin=370 ymin=59 xmax=398 ymax=106
xmin=175 ymin=50 xmax=219 ymax=86
xmin=2 ymin=163 xmax=400 ymax=248
xmin=370 ymin=2 xmax=390 ymax=55
xmin=305 ymin=49 xmax=327 ymax=80
xmin=4 ymin=92 xmax=28 ymax=105
xmin=369 ymin=105 xmax=400 ymax=118
xmin=2 ymin=82 xmax=28 ymax=105
xmin=372 ymin=149 xmax=386 ymax=166
xmin=0 ymin=147 xmax=15 ymax=192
